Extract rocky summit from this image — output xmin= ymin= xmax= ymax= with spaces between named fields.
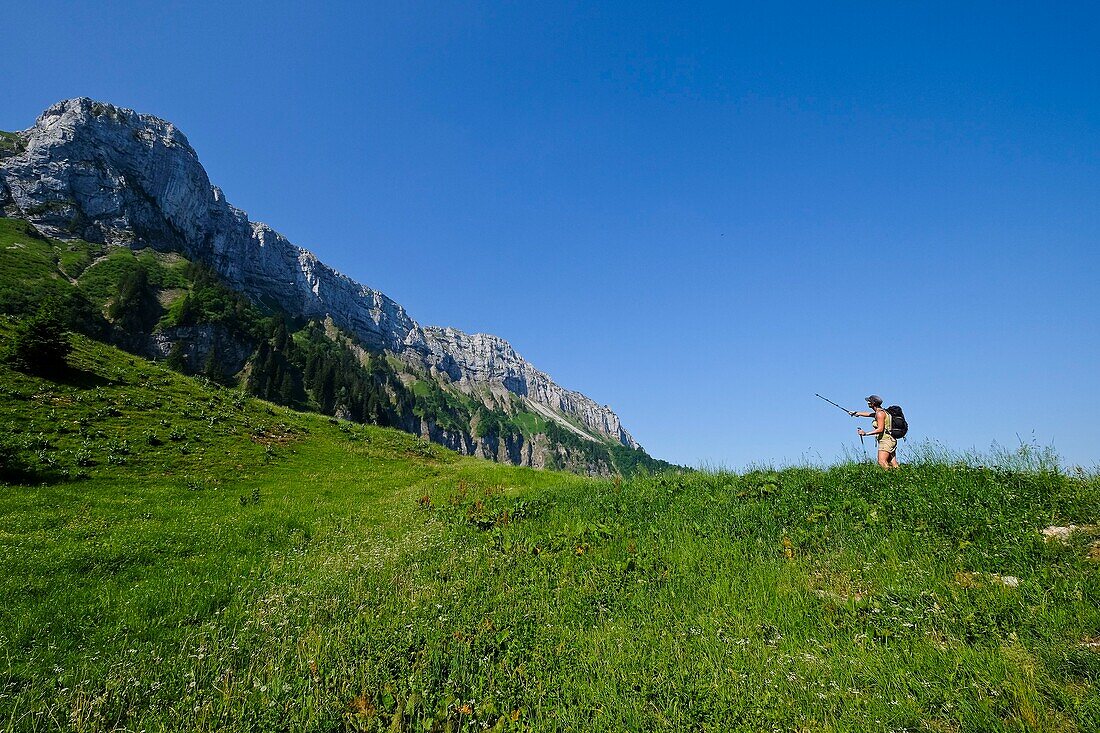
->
xmin=0 ymin=98 xmax=649 ymax=471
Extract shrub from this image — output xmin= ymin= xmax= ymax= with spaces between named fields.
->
xmin=5 ymin=300 xmax=72 ymax=375
xmin=0 ymin=437 xmax=33 ymax=482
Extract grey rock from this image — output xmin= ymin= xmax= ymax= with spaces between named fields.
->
xmin=408 ymin=415 xmax=613 ymax=475
xmin=152 ymin=324 xmax=254 ymax=376
xmin=0 ymin=178 xmax=12 ymax=214
xmin=407 ymin=327 xmax=638 ymax=448
xmin=0 ymin=98 xmax=640 ymax=449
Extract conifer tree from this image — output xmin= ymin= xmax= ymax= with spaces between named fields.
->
xmin=110 ymin=265 xmax=159 ymax=336
xmin=203 ymin=347 xmax=220 ymax=382
xmin=278 ymin=371 xmax=296 ymax=405
xmin=166 ymin=341 xmax=187 ymax=372
xmin=272 ymin=321 xmax=289 ymax=353
xmin=7 ymin=299 xmax=71 ymax=376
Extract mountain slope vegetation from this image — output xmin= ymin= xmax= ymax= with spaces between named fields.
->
xmin=1 ymin=327 xmax=1097 ymax=731
xmin=0 ymin=216 xmax=672 ymax=476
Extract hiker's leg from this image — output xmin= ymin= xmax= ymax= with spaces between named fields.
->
xmin=877 ymin=450 xmax=891 ymax=469
xmin=889 ymin=451 xmax=900 ymax=468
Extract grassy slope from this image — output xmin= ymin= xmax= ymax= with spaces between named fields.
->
xmin=2 ymin=333 xmax=1099 ymax=731
xmin=0 ymin=218 xmax=75 ymax=297
xmin=0 ymin=217 xmax=187 ymax=309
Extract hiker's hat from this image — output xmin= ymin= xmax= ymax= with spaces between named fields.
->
xmin=865 ymin=394 xmax=883 ymax=406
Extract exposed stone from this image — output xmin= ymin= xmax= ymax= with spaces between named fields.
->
xmin=397 ymin=414 xmax=612 ymax=474
xmin=1041 ymin=524 xmax=1098 ymax=542
xmin=0 ymin=177 xmax=13 ymax=215
xmin=151 ymin=324 xmax=254 ymax=375
xmin=405 ymin=327 xmax=638 ymax=448
xmin=954 ymin=571 xmax=1020 ymax=589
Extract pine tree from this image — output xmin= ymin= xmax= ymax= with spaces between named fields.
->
xmin=278 ymin=370 xmax=296 ymax=405
xmin=166 ymin=341 xmax=187 ymax=372
xmin=319 ymin=365 xmax=336 ymax=413
xmin=176 ymin=293 xmax=198 ymax=326
xmin=272 ymin=320 xmax=289 ymax=353
xmin=110 ymin=265 xmax=159 ymax=337
xmin=203 ymin=347 xmax=220 ymax=381
xmin=303 ymin=351 xmax=319 ymax=386
xmin=248 ymin=342 xmax=269 ymax=397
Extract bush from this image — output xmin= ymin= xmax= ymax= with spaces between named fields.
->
xmin=0 ymin=437 xmax=33 ymax=482
xmin=5 ymin=300 xmax=72 ymax=375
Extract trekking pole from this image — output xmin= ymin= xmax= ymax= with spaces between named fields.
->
xmin=816 ymin=394 xmax=866 ymax=456
xmin=815 ymin=393 xmax=853 ymax=414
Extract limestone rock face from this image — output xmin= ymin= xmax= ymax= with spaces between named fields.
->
xmin=151 ymin=324 xmax=254 ymax=376
xmin=403 ymin=416 xmax=614 ymax=475
xmin=1 ymin=98 xmax=640 ymax=449
xmin=406 ymin=327 xmax=638 ymax=448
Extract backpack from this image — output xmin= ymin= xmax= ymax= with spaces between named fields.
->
xmin=885 ymin=405 xmax=908 ymax=439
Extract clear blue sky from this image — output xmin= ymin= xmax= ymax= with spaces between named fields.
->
xmin=3 ymin=2 xmax=1098 ymax=468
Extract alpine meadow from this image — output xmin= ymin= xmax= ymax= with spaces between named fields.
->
xmin=1 ymin=325 xmax=1099 ymax=731
xmin=4 ymin=3 xmax=1100 ymax=731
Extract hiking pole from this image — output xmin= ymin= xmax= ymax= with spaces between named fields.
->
xmin=815 ymin=393 xmax=852 ymax=414
xmin=817 ymin=393 xmax=867 ymax=453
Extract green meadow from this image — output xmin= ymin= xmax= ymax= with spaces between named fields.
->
xmin=1 ymin=330 xmax=1098 ymax=732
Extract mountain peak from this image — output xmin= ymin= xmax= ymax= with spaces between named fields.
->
xmin=34 ymin=97 xmax=192 ymax=151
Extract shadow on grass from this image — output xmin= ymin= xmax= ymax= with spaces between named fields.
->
xmin=52 ymin=364 xmax=112 ymax=389
xmin=0 ymin=450 xmax=77 ymax=486
xmin=15 ymin=361 xmax=111 ymax=389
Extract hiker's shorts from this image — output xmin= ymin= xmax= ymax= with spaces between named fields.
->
xmin=877 ymin=434 xmax=897 ymax=454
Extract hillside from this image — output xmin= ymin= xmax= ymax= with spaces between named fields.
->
xmin=1 ymin=330 xmax=1098 ymax=731
xmin=0 ymin=212 xmax=670 ymax=477
xmin=0 ymin=98 xmax=668 ymax=476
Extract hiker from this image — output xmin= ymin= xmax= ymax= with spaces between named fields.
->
xmin=850 ymin=395 xmax=899 ymax=469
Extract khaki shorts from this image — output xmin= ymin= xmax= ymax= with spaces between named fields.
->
xmin=877 ymin=434 xmax=897 ymax=454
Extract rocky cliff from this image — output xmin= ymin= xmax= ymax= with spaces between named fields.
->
xmin=0 ymin=98 xmax=640 ymax=451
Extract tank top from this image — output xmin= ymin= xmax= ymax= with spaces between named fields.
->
xmin=878 ymin=409 xmax=892 ymax=442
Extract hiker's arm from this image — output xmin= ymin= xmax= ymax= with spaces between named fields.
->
xmin=858 ymin=412 xmax=885 ymax=437
xmin=851 ymin=410 xmax=873 ymax=417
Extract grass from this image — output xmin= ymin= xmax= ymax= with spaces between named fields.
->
xmin=0 ymin=131 xmax=24 ymax=156
xmin=0 ymin=218 xmax=187 ymax=318
xmin=1 ymin=328 xmax=1098 ymax=731
xmin=508 ymin=408 xmax=547 ymax=437
xmin=76 ymin=248 xmax=189 ymax=308
xmin=0 ymin=219 xmax=68 ymax=289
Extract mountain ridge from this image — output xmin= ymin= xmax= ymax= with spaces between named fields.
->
xmin=0 ymin=98 xmax=654 ymax=472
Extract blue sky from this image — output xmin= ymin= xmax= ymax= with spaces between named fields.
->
xmin=3 ymin=2 xmax=1098 ymax=468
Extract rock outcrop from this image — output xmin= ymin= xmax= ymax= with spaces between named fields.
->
xmin=407 ymin=327 xmax=636 ymax=446
xmin=401 ymin=417 xmax=613 ymax=476
xmin=0 ymin=98 xmax=640 ymax=449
